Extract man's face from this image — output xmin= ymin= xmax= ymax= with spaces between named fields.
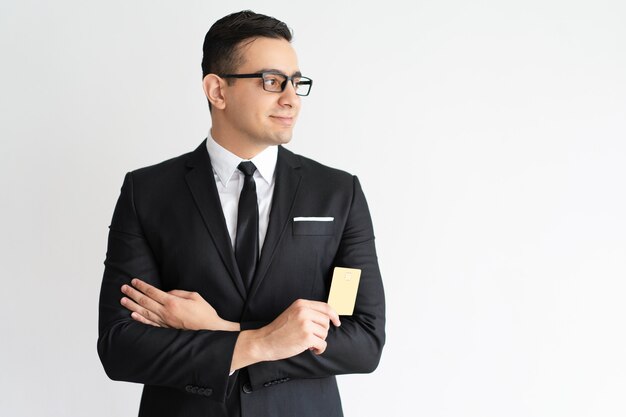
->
xmin=221 ymin=37 xmax=302 ymax=149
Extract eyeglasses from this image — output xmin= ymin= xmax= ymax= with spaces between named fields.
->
xmin=220 ymin=72 xmax=313 ymax=96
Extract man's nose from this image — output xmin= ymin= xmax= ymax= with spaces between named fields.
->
xmin=278 ymin=80 xmax=299 ymax=106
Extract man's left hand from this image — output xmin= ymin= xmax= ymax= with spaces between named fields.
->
xmin=120 ymin=278 xmax=240 ymax=331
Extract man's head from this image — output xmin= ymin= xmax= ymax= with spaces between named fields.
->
xmin=201 ymin=11 xmax=308 ymax=158
xmin=201 ymin=10 xmax=292 ymax=79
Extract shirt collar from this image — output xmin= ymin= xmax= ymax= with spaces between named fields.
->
xmin=205 ymin=131 xmax=278 ymax=188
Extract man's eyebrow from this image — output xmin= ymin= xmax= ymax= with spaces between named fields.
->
xmin=257 ymin=68 xmax=303 ymax=77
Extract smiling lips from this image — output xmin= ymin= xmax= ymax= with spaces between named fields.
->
xmin=270 ymin=115 xmax=295 ymax=126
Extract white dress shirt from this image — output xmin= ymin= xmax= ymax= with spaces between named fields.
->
xmin=205 ymin=133 xmax=278 ymax=254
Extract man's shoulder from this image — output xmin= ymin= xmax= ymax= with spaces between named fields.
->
xmin=126 ymin=142 xmax=207 ymax=187
xmin=280 ymin=146 xmax=354 ymax=184
xmin=131 ymin=150 xmax=194 ymax=179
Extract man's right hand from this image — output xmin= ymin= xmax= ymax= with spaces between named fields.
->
xmin=231 ymin=299 xmax=341 ymax=372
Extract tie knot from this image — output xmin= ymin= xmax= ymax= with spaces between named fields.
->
xmin=238 ymin=161 xmax=257 ymax=177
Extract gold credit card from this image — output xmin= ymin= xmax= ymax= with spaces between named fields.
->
xmin=327 ymin=267 xmax=362 ymax=315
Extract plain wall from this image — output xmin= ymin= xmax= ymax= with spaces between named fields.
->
xmin=1 ymin=0 xmax=625 ymax=416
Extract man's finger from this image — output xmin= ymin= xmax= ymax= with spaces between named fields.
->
xmin=130 ymin=311 xmax=162 ymax=327
xmin=309 ymin=337 xmax=328 ymax=355
xmin=306 ymin=310 xmax=332 ymax=331
xmin=121 ymin=285 xmax=164 ymax=314
xmin=296 ymin=300 xmax=341 ymax=327
xmin=168 ymin=289 xmax=194 ymax=299
xmin=310 ymin=321 xmax=329 ymax=341
xmin=120 ymin=297 xmax=164 ymax=326
xmin=131 ymin=278 xmax=170 ymax=304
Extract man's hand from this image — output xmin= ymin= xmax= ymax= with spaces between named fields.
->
xmin=231 ymin=299 xmax=341 ymax=372
xmin=122 ymin=281 xmax=340 ymax=372
xmin=120 ymin=278 xmax=239 ymax=331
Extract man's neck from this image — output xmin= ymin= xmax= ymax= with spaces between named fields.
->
xmin=210 ymin=127 xmax=269 ymax=160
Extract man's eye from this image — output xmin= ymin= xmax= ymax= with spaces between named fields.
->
xmin=264 ymin=77 xmax=279 ymax=86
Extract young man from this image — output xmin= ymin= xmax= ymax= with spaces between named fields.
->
xmin=98 ymin=10 xmax=385 ymax=417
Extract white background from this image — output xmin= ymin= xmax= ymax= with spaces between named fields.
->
xmin=1 ymin=1 xmax=625 ymax=416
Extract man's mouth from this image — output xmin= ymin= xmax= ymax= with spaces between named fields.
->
xmin=270 ymin=115 xmax=295 ymax=126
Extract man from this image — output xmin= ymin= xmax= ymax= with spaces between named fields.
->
xmin=98 ymin=10 xmax=385 ymax=417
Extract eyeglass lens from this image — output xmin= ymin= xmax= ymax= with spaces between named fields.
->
xmin=262 ymin=73 xmax=311 ymax=96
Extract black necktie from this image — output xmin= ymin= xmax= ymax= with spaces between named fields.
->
xmin=235 ymin=161 xmax=259 ymax=291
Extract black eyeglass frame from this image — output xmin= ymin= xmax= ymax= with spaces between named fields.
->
xmin=220 ymin=72 xmax=313 ymax=96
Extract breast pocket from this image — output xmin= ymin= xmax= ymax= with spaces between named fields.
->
xmin=292 ymin=217 xmax=335 ymax=236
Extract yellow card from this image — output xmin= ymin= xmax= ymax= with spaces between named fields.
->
xmin=327 ymin=267 xmax=362 ymax=315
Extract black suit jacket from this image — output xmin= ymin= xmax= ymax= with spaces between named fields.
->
xmin=97 ymin=141 xmax=385 ymax=417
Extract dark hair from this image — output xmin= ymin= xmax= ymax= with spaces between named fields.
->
xmin=201 ymin=10 xmax=292 ymax=79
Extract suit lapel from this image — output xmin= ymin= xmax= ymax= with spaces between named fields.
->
xmin=184 ymin=141 xmax=247 ymax=300
xmin=247 ymin=146 xmax=302 ymax=300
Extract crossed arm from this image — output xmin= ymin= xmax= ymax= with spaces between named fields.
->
xmin=99 ymin=173 xmax=384 ymax=399
xmin=120 ymin=278 xmax=341 ymax=373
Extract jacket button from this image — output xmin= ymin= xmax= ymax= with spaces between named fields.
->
xmin=204 ymin=388 xmax=213 ymax=397
xmin=242 ymin=383 xmax=253 ymax=394
xmin=185 ymin=385 xmax=193 ymax=393
xmin=197 ymin=388 xmax=205 ymax=395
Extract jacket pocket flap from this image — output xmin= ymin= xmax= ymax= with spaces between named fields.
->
xmin=292 ymin=218 xmax=335 ymax=236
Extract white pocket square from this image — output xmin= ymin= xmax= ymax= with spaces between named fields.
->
xmin=293 ymin=217 xmax=334 ymax=222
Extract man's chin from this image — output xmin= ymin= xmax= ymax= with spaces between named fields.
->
xmin=268 ymin=131 xmax=294 ymax=146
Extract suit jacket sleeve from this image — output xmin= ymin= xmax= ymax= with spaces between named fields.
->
xmin=97 ymin=172 xmax=239 ymax=403
xmin=243 ymin=175 xmax=386 ymax=389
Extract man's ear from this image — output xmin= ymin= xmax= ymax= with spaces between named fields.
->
xmin=203 ymin=74 xmax=227 ymax=110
